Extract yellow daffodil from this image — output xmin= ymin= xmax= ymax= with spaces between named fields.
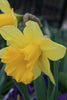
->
xmin=0 ymin=0 xmax=17 ymax=27
xmin=0 ymin=21 xmax=66 ymax=84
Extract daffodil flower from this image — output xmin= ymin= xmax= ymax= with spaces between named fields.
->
xmin=0 ymin=21 xmax=66 ymax=84
xmin=0 ymin=0 xmax=17 ymax=27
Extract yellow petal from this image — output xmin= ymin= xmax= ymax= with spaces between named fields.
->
xmin=0 ymin=0 xmax=11 ymax=14
xmin=40 ymin=38 xmax=66 ymax=61
xmin=0 ymin=14 xmax=15 ymax=27
xmin=0 ymin=26 xmax=27 ymax=48
xmin=38 ymin=54 xmax=55 ymax=85
xmin=33 ymin=63 xmax=41 ymax=79
xmin=24 ymin=21 xmax=43 ymax=43
xmin=0 ymin=48 xmax=5 ymax=57
xmin=11 ymin=9 xmax=17 ymax=27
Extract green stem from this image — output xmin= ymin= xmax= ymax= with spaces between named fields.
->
xmin=34 ymin=73 xmax=47 ymax=100
xmin=47 ymin=61 xmax=59 ymax=100
xmin=13 ymin=80 xmax=30 ymax=100
xmin=53 ymin=61 xmax=59 ymax=100
xmin=40 ymin=26 xmax=46 ymax=35
xmin=16 ymin=14 xmax=24 ymax=23
xmin=65 ymin=95 xmax=67 ymax=100
xmin=50 ymin=61 xmax=59 ymax=100
xmin=47 ymin=61 xmax=54 ymax=100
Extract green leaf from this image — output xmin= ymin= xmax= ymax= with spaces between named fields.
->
xmin=0 ymin=95 xmax=3 ymax=100
xmin=34 ymin=73 xmax=47 ymax=100
xmin=2 ymin=76 xmax=13 ymax=94
xmin=50 ymin=61 xmax=59 ymax=100
xmin=0 ymin=64 xmax=6 ymax=94
xmin=65 ymin=95 xmax=67 ymax=100
xmin=40 ymin=26 xmax=46 ymax=35
xmin=0 ymin=64 xmax=13 ymax=94
xmin=59 ymin=72 xmax=67 ymax=90
xmin=44 ymin=20 xmax=54 ymax=38
xmin=63 ymin=52 xmax=67 ymax=72
xmin=47 ymin=61 xmax=54 ymax=100
xmin=13 ymin=79 xmax=30 ymax=100
xmin=47 ymin=60 xmax=59 ymax=100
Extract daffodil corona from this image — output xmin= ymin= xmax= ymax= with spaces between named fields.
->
xmin=0 ymin=0 xmax=17 ymax=27
xmin=0 ymin=14 xmax=15 ymax=27
xmin=0 ymin=21 xmax=66 ymax=84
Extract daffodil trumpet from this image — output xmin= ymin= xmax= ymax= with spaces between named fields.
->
xmin=0 ymin=21 xmax=66 ymax=85
xmin=0 ymin=0 xmax=23 ymax=27
xmin=0 ymin=14 xmax=14 ymax=27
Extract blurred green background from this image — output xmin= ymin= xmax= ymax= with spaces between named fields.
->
xmin=0 ymin=0 xmax=67 ymax=100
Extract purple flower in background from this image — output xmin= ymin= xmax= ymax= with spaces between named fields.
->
xmin=20 ymin=98 xmax=24 ymax=100
xmin=44 ymin=77 xmax=48 ymax=88
xmin=13 ymin=84 xmax=18 ymax=100
xmin=27 ymin=84 xmax=34 ymax=94
xmin=43 ymin=74 xmax=48 ymax=87
xmin=58 ymin=83 xmax=61 ymax=89
xmin=43 ymin=74 xmax=61 ymax=89
xmin=3 ymin=88 xmax=14 ymax=100
xmin=32 ymin=97 xmax=37 ymax=100
xmin=58 ymin=93 xmax=67 ymax=100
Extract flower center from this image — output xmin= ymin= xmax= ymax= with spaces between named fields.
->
xmin=22 ymin=44 xmax=41 ymax=69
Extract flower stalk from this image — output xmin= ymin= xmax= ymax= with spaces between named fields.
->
xmin=13 ymin=80 xmax=30 ymax=100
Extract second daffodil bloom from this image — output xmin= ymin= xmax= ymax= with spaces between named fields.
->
xmin=0 ymin=0 xmax=17 ymax=27
xmin=0 ymin=21 xmax=66 ymax=84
